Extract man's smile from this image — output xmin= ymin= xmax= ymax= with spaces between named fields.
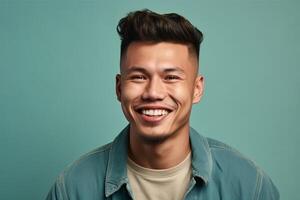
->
xmin=141 ymin=109 xmax=168 ymax=116
xmin=134 ymin=105 xmax=175 ymax=123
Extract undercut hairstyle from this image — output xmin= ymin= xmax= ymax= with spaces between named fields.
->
xmin=117 ymin=9 xmax=203 ymax=61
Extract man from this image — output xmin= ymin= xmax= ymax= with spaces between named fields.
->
xmin=46 ymin=9 xmax=279 ymax=200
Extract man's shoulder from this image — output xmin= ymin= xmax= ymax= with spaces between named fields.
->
xmin=206 ymin=137 xmax=259 ymax=174
xmin=47 ymin=142 xmax=114 ymax=200
xmin=204 ymin=137 xmax=279 ymax=199
xmin=190 ymin=128 xmax=259 ymax=173
xmin=63 ymin=142 xmax=112 ymax=180
xmin=46 ymin=126 xmax=131 ymax=200
xmin=190 ymin=128 xmax=279 ymax=199
xmin=46 ymin=141 xmax=115 ymax=200
xmin=207 ymin=137 xmax=255 ymax=164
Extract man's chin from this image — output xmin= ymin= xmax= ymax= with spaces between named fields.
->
xmin=134 ymin=127 xmax=174 ymax=144
xmin=137 ymin=132 xmax=173 ymax=144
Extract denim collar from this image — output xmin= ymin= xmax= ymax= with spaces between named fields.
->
xmin=105 ymin=126 xmax=212 ymax=197
xmin=105 ymin=125 xmax=130 ymax=197
xmin=189 ymin=127 xmax=213 ymax=184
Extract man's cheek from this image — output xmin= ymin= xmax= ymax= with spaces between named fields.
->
xmin=123 ymin=86 xmax=143 ymax=99
xmin=167 ymin=86 xmax=186 ymax=99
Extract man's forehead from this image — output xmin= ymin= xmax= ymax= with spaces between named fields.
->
xmin=126 ymin=41 xmax=190 ymax=54
xmin=120 ymin=42 xmax=198 ymax=72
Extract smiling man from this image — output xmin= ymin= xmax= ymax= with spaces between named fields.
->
xmin=46 ymin=9 xmax=279 ymax=200
xmin=116 ymin=41 xmax=202 ymax=171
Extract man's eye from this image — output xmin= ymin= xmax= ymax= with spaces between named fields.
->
xmin=131 ymin=75 xmax=146 ymax=80
xmin=165 ymin=75 xmax=180 ymax=81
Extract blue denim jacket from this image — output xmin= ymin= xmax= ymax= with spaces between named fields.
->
xmin=46 ymin=126 xmax=279 ymax=200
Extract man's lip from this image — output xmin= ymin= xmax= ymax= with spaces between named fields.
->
xmin=134 ymin=104 xmax=174 ymax=113
xmin=139 ymin=113 xmax=168 ymax=123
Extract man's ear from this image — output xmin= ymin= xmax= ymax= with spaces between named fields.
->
xmin=116 ymin=74 xmax=121 ymax=102
xmin=192 ymin=75 xmax=204 ymax=104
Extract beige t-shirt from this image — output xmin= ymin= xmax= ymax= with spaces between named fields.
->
xmin=127 ymin=153 xmax=192 ymax=200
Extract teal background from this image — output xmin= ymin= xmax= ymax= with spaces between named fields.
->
xmin=0 ymin=0 xmax=299 ymax=199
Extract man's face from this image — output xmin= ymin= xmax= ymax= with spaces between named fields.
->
xmin=116 ymin=42 xmax=203 ymax=142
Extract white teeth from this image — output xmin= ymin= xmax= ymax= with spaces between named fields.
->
xmin=142 ymin=109 xmax=169 ymax=116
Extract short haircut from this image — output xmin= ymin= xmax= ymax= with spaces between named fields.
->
xmin=117 ymin=9 xmax=203 ymax=61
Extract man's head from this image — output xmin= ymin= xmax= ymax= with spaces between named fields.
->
xmin=116 ymin=10 xmax=204 ymax=143
xmin=117 ymin=9 xmax=203 ymax=66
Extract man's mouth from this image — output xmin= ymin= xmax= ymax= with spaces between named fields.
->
xmin=135 ymin=106 xmax=173 ymax=123
xmin=141 ymin=109 xmax=169 ymax=116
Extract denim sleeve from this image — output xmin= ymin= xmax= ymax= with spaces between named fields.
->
xmin=46 ymin=174 xmax=68 ymax=200
xmin=256 ymin=169 xmax=280 ymax=200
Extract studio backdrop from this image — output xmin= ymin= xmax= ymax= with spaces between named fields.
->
xmin=0 ymin=0 xmax=299 ymax=199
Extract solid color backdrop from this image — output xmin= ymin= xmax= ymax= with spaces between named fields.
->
xmin=0 ymin=0 xmax=299 ymax=199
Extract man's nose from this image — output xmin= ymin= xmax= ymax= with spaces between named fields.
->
xmin=142 ymin=77 xmax=166 ymax=101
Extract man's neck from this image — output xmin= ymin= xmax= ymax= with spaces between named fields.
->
xmin=128 ymin=126 xmax=191 ymax=169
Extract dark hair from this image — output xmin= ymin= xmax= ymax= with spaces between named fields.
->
xmin=117 ymin=9 xmax=203 ymax=60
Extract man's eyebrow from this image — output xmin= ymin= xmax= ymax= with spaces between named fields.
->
xmin=124 ymin=66 xmax=148 ymax=74
xmin=123 ymin=66 xmax=185 ymax=74
xmin=163 ymin=67 xmax=185 ymax=74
